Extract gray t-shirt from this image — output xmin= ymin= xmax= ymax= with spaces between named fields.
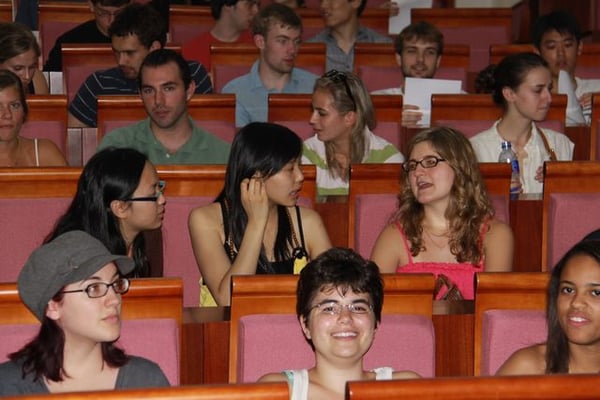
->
xmin=0 ymin=356 xmax=169 ymax=395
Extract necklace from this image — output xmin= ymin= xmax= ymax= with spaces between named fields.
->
xmin=423 ymin=226 xmax=449 ymax=250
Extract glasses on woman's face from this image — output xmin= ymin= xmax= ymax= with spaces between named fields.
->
xmin=402 ymin=156 xmax=446 ymax=173
xmin=125 ymin=180 xmax=166 ymax=202
xmin=93 ymin=5 xmax=123 ymax=19
xmin=60 ymin=277 xmax=130 ymax=299
xmin=311 ymin=300 xmax=373 ymax=316
xmin=324 ymin=69 xmax=357 ymax=111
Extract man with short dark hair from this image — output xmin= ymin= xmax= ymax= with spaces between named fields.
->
xmin=182 ymin=0 xmax=259 ymax=72
xmin=68 ymin=3 xmax=213 ymax=128
xmin=533 ymin=10 xmax=600 ymax=125
xmin=222 ymin=3 xmax=318 ymax=127
xmin=307 ymin=0 xmax=391 ymax=72
xmin=97 ymin=49 xmax=230 ymax=164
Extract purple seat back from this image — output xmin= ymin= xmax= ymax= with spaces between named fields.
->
xmin=0 ymin=198 xmax=70 ymax=282
xmin=481 ymin=309 xmax=546 ymax=376
xmin=547 ymin=192 xmax=600 ymax=269
xmin=237 ymin=313 xmax=435 ymax=382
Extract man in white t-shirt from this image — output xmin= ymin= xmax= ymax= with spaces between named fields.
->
xmin=533 ymin=10 xmax=600 ymax=126
xmin=372 ymin=21 xmax=443 ymax=127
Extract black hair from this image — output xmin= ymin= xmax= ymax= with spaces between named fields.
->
xmin=532 ymin=10 xmax=582 ymax=50
xmin=108 ymin=3 xmax=167 ymax=48
xmin=138 ymin=48 xmax=192 ymax=91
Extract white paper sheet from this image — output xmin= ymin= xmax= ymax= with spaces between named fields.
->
xmin=558 ymin=69 xmax=586 ymax=125
xmin=388 ymin=0 xmax=433 ymax=35
xmin=403 ymin=77 xmax=462 ymax=127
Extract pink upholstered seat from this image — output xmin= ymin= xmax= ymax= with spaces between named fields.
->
xmin=236 ymin=313 xmax=435 ymax=382
xmin=373 ymin=122 xmax=401 ymax=148
xmin=162 ymin=196 xmax=213 ymax=307
xmin=358 ymin=66 xmax=467 ymax=93
xmin=0 ymin=198 xmax=71 ymax=282
xmin=0 ymin=319 xmax=180 ymax=385
xmin=274 ymin=120 xmax=313 ymax=140
xmin=480 ymin=309 xmax=546 ymax=376
xmin=547 ymin=192 xmax=600 ymax=269
xmin=20 ymin=121 xmax=67 ymax=155
xmin=40 ymin=21 xmax=79 ymax=64
xmin=353 ymin=193 xmax=398 ymax=258
xmin=440 ymin=26 xmax=509 ymax=72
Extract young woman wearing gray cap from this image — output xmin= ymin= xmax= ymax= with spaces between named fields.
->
xmin=0 ymin=230 xmax=169 ymax=394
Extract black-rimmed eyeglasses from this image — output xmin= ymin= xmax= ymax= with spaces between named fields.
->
xmin=402 ymin=156 xmax=446 ymax=172
xmin=60 ymin=277 xmax=130 ymax=299
xmin=125 ymin=180 xmax=166 ymax=202
xmin=324 ymin=70 xmax=357 ymax=111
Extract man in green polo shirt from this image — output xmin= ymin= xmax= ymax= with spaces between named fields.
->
xmin=97 ymin=49 xmax=230 ymax=164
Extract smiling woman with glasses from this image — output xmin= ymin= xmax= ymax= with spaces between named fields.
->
xmin=0 ymin=230 xmax=170 ymax=395
xmin=371 ymin=126 xmax=514 ymax=300
xmin=303 ymin=70 xmax=404 ymax=199
xmin=258 ymin=247 xmax=419 ymax=397
xmin=46 ymin=147 xmax=166 ymax=278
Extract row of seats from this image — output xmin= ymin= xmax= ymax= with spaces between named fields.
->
xmin=22 ymin=91 xmax=600 ymax=167
xmin=2 ymin=160 xmax=599 ymax=306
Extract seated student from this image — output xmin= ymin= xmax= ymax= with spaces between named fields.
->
xmin=0 ymin=230 xmax=169 ymax=395
xmin=43 ymin=0 xmax=130 ymax=72
xmin=97 ymin=49 xmax=230 ymax=165
xmin=470 ymin=52 xmax=574 ymax=195
xmin=371 ymin=127 xmax=513 ymax=300
xmin=302 ymin=70 xmax=403 ymax=198
xmin=259 ymin=247 xmax=420 ymax=399
xmin=188 ymin=122 xmax=331 ymax=306
xmin=372 ymin=21 xmax=444 ymax=128
xmin=497 ymin=239 xmax=600 ymax=375
xmin=307 ymin=0 xmax=392 ymax=72
xmin=68 ymin=3 xmax=212 ymax=128
xmin=182 ymin=0 xmax=258 ymax=73
xmin=222 ymin=3 xmax=318 ymax=128
xmin=46 ymin=147 xmax=166 ymax=278
xmin=0 ymin=70 xmax=67 ymax=167
xmin=0 ymin=22 xmax=49 ymax=95
xmin=533 ymin=10 xmax=600 ymax=126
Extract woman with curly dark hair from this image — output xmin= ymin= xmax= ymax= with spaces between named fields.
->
xmin=371 ymin=126 xmax=513 ymax=300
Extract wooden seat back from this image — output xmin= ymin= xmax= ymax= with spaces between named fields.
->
xmin=228 ymin=273 xmax=435 ymax=382
xmin=0 ymin=0 xmax=11 ymax=22
xmin=589 ymin=93 xmax=600 ymax=160
xmin=541 ymin=161 xmax=600 ymax=270
xmin=38 ymin=1 xmax=91 ymax=64
xmin=22 ymin=95 xmax=68 ymax=155
xmin=347 ymin=374 xmax=600 ymax=399
xmin=0 ymin=382 xmax=290 ymax=400
xmin=473 ymin=272 xmax=548 ymax=376
xmin=169 ymin=4 xmax=213 ymax=46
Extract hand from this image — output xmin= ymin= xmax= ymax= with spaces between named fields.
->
xmin=401 ymin=104 xmax=423 ymax=128
xmin=534 ymin=165 xmax=544 ymax=183
xmin=240 ymin=177 xmax=269 ymax=224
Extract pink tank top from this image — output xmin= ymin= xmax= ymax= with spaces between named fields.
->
xmin=394 ymin=223 xmax=485 ymax=300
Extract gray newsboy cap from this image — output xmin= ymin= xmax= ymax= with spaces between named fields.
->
xmin=18 ymin=230 xmax=135 ymax=321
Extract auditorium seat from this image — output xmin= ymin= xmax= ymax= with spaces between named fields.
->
xmin=22 ymin=95 xmax=69 ymax=156
xmin=237 ymin=313 xmax=435 ymax=382
xmin=542 ymin=161 xmax=600 ymax=270
xmin=228 ymin=273 xmax=435 ymax=382
xmin=474 ymin=272 xmax=548 ymax=376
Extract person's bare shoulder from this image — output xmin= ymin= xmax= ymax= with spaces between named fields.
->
xmin=392 ymin=370 xmax=421 ymax=379
xmin=496 ymin=344 xmax=546 ymax=376
xmin=257 ymin=372 xmax=288 ymax=383
xmin=37 ymin=138 xmax=67 ymax=166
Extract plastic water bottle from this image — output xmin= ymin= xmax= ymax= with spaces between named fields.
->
xmin=498 ymin=141 xmax=522 ymax=199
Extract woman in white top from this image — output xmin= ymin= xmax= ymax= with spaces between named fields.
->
xmin=470 ymin=52 xmax=573 ymax=194
xmin=259 ymin=248 xmax=419 ymax=400
xmin=303 ymin=70 xmax=404 ymax=199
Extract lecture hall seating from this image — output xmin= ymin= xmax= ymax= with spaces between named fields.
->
xmin=587 ymin=93 xmax=600 ymax=160
xmin=473 ymin=272 xmax=548 ymax=376
xmin=209 ymin=42 xmax=326 ymax=92
xmin=353 ymin=43 xmax=470 ymax=93
xmin=0 ymin=0 xmax=11 ymax=22
xmin=228 ymin=273 xmax=435 ymax=382
xmin=22 ymin=95 xmax=69 ymax=156
xmin=541 ymin=160 xmax=600 ymax=270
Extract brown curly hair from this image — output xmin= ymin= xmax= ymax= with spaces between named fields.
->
xmin=392 ymin=126 xmax=494 ymax=264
